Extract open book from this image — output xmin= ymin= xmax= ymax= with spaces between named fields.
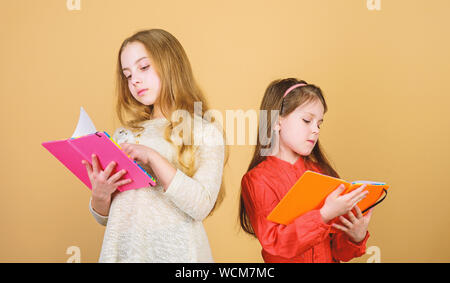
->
xmin=267 ymin=171 xmax=388 ymax=225
xmin=42 ymin=107 xmax=157 ymax=191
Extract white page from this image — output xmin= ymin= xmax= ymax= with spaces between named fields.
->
xmin=352 ymin=180 xmax=386 ymax=185
xmin=71 ymin=107 xmax=97 ymax=138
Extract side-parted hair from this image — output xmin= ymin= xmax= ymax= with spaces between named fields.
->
xmin=116 ymin=29 xmax=226 ymax=215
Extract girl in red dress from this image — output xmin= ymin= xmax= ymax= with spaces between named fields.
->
xmin=240 ymin=78 xmax=373 ymax=263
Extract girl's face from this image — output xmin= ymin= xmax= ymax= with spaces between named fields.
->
xmin=121 ymin=41 xmax=161 ymax=106
xmin=278 ymin=99 xmax=324 ymax=160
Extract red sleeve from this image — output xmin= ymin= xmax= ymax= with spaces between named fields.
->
xmin=331 ymin=230 xmax=370 ymax=262
xmin=241 ymin=173 xmax=333 ymax=259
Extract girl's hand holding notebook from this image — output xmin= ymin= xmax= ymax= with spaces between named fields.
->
xmin=82 ymin=154 xmax=132 ymax=200
xmin=319 ymin=184 xmax=369 ymax=223
xmin=332 ymin=206 xmax=373 ymax=243
xmin=267 ymin=171 xmax=389 ymax=226
xmin=42 ymin=107 xmax=157 ymax=194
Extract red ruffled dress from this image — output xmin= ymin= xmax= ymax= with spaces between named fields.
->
xmin=241 ymin=156 xmax=370 ymax=263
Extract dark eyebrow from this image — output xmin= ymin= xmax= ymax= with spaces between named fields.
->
xmin=122 ymin=57 xmax=148 ymax=71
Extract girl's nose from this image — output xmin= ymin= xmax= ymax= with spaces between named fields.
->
xmin=131 ymin=74 xmax=142 ymax=85
xmin=311 ymin=124 xmax=320 ymax=134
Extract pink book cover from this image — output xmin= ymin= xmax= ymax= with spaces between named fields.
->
xmin=41 ymin=107 xmax=157 ymax=191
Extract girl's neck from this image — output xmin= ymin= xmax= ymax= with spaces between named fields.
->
xmin=151 ymin=104 xmax=165 ymax=119
xmin=272 ymin=142 xmax=300 ymax=165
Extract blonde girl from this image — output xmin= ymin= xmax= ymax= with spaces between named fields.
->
xmin=82 ymin=29 xmax=225 ymax=262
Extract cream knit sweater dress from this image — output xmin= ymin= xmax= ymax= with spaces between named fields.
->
xmin=89 ymin=118 xmax=224 ymax=262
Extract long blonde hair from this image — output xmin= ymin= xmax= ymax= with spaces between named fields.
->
xmin=115 ymin=29 xmax=226 ymax=214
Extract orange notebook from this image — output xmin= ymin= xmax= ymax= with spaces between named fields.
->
xmin=267 ymin=171 xmax=389 ymax=225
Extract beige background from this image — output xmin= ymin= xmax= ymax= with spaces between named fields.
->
xmin=1 ymin=0 xmax=449 ymax=262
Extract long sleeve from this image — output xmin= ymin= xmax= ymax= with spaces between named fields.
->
xmin=241 ymin=174 xmax=333 ymax=259
xmin=95 ymin=119 xmax=219 ymax=262
xmin=331 ymin=230 xmax=370 ymax=262
xmin=164 ymin=123 xmax=225 ymax=221
xmin=89 ymin=197 xmax=108 ymax=226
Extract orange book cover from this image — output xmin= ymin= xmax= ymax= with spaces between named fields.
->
xmin=267 ymin=171 xmax=389 ymax=225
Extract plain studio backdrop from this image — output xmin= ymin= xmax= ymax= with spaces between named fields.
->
xmin=1 ymin=0 xmax=449 ymax=262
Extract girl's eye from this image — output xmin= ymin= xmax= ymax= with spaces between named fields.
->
xmin=123 ymin=65 xmax=149 ymax=80
xmin=303 ymin=119 xmax=322 ymax=129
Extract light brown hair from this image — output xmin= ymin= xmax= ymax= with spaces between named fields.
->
xmin=239 ymin=78 xmax=339 ymax=236
xmin=116 ymin=29 xmax=226 ymax=214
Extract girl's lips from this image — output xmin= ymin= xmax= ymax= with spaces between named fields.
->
xmin=137 ymin=89 xmax=148 ymax=96
xmin=307 ymin=140 xmax=315 ymax=144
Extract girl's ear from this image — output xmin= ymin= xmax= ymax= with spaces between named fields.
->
xmin=273 ymin=119 xmax=281 ymax=132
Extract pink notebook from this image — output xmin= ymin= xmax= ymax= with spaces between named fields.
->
xmin=42 ymin=107 xmax=157 ymax=191
xmin=42 ymin=131 xmax=157 ymax=191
